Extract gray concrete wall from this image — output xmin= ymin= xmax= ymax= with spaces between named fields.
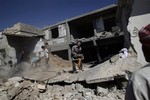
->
xmin=0 ymin=33 xmax=17 ymax=65
xmin=6 ymin=35 xmax=40 ymax=62
xmin=43 ymin=23 xmax=71 ymax=60
xmin=4 ymin=22 xmax=43 ymax=36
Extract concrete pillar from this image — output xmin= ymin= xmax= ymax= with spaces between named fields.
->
xmin=93 ymin=40 xmax=102 ymax=63
xmin=122 ymin=9 xmax=131 ymax=49
xmin=66 ymin=22 xmax=72 ymax=61
xmin=93 ymin=19 xmax=97 ymax=36
xmin=44 ymin=29 xmax=52 ymax=40
xmin=66 ymin=22 xmax=71 ymax=43
xmin=68 ymin=48 xmax=72 ymax=61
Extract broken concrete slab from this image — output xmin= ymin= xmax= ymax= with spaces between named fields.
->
xmin=46 ymin=55 xmax=141 ymax=84
xmin=85 ymin=56 xmax=141 ymax=84
xmin=8 ymin=77 xmax=23 ymax=83
xmin=3 ymin=22 xmax=44 ymax=37
xmin=0 ymin=77 xmax=126 ymax=100
xmin=37 ymin=83 xmax=46 ymax=92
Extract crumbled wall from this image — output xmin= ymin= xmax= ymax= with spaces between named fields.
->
xmin=117 ymin=0 xmax=150 ymax=65
xmin=4 ymin=22 xmax=43 ymax=36
xmin=127 ymin=0 xmax=150 ymax=65
xmin=0 ymin=32 xmax=17 ymax=65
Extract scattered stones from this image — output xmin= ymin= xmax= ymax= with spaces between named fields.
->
xmin=97 ymin=86 xmax=108 ymax=96
xmin=37 ymin=83 xmax=46 ymax=92
xmin=0 ymin=76 xmax=125 ymax=100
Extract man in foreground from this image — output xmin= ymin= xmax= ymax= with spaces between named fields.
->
xmin=125 ymin=24 xmax=150 ymax=100
xmin=71 ymin=41 xmax=84 ymax=73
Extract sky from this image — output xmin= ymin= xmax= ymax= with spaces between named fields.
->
xmin=0 ymin=0 xmax=117 ymax=31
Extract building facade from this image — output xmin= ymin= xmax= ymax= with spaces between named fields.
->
xmin=43 ymin=4 xmax=124 ymax=64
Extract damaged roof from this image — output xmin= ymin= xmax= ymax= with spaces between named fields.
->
xmin=3 ymin=22 xmax=44 ymax=37
xmin=43 ymin=4 xmax=117 ymax=30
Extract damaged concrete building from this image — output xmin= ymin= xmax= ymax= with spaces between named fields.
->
xmin=0 ymin=0 xmax=150 ymax=99
xmin=0 ymin=0 xmax=149 ymax=73
xmin=0 ymin=23 xmax=44 ymax=77
xmin=43 ymin=4 xmax=124 ymax=64
xmin=43 ymin=0 xmax=150 ymax=66
xmin=0 ymin=0 xmax=149 ymax=76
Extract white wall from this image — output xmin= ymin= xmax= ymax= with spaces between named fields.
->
xmin=44 ymin=29 xmax=51 ymax=40
xmin=58 ymin=24 xmax=67 ymax=37
xmin=127 ymin=0 xmax=150 ymax=65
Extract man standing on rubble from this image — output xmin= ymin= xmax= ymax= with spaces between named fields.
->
xmin=71 ymin=41 xmax=84 ymax=73
xmin=125 ymin=24 xmax=150 ymax=100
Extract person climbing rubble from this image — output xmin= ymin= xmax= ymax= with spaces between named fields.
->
xmin=31 ymin=38 xmax=45 ymax=67
xmin=40 ymin=46 xmax=49 ymax=64
xmin=71 ymin=41 xmax=84 ymax=73
xmin=125 ymin=24 xmax=150 ymax=100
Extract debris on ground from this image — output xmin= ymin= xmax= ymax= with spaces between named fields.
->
xmin=50 ymin=54 xmax=72 ymax=68
xmin=0 ymin=77 xmax=125 ymax=100
xmin=0 ymin=49 xmax=142 ymax=100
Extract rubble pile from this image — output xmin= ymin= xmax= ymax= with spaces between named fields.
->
xmin=50 ymin=54 xmax=72 ymax=68
xmin=0 ymin=46 xmax=140 ymax=100
xmin=0 ymin=77 xmax=125 ymax=100
xmin=0 ymin=52 xmax=72 ymax=80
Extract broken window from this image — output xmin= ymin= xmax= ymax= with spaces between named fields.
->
xmin=103 ymin=17 xmax=116 ymax=32
xmin=94 ymin=17 xmax=105 ymax=33
xmin=69 ymin=19 xmax=95 ymax=39
xmin=96 ymin=36 xmax=124 ymax=62
xmin=58 ymin=24 xmax=67 ymax=37
xmin=52 ymin=50 xmax=69 ymax=60
xmin=51 ymin=27 xmax=59 ymax=39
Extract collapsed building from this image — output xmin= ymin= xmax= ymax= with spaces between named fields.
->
xmin=0 ymin=0 xmax=149 ymax=81
xmin=0 ymin=23 xmax=44 ymax=77
xmin=43 ymin=4 xmax=124 ymax=64
xmin=2 ymin=22 xmax=44 ymax=63
xmin=0 ymin=0 xmax=149 ymax=83
xmin=1 ymin=0 xmax=149 ymax=70
xmin=42 ymin=0 xmax=150 ymax=66
xmin=0 ymin=0 xmax=150 ymax=99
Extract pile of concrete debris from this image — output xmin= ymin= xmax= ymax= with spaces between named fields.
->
xmin=50 ymin=54 xmax=72 ymax=68
xmin=0 ymin=52 xmax=72 ymax=79
xmin=0 ymin=76 xmax=125 ymax=100
xmin=0 ymin=47 xmax=141 ymax=100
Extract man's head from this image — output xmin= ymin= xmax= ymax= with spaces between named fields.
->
xmin=77 ymin=41 xmax=81 ymax=47
xmin=139 ymin=24 xmax=150 ymax=62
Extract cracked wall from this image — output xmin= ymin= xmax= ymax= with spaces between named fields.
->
xmin=118 ymin=0 xmax=150 ymax=65
xmin=0 ymin=32 xmax=17 ymax=66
